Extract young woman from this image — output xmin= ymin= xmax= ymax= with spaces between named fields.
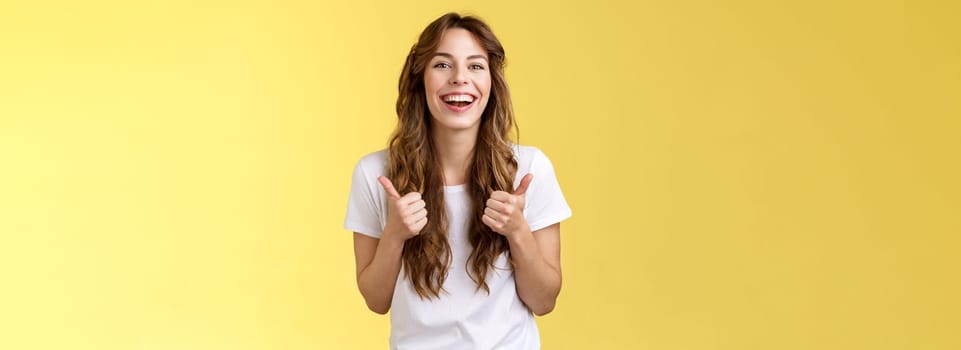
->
xmin=344 ymin=12 xmax=572 ymax=349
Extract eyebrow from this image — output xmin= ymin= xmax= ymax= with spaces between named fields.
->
xmin=432 ymin=52 xmax=488 ymax=62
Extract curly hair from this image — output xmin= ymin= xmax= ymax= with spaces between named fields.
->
xmin=387 ymin=12 xmax=518 ymax=299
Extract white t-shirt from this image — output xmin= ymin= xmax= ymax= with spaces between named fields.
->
xmin=344 ymin=144 xmax=572 ymax=350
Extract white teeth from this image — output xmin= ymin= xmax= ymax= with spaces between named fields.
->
xmin=443 ymin=94 xmax=474 ymax=103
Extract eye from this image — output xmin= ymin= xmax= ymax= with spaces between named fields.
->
xmin=469 ymin=64 xmax=486 ymax=71
xmin=433 ymin=62 xmax=452 ymax=69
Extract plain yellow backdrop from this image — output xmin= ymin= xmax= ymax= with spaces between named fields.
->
xmin=1 ymin=0 xmax=959 ymax=349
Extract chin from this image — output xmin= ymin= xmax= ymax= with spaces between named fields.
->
xmin=433 ymin=118 xmax=481 ymax=132
xmin=429 ymin=110 xmax=483 ymax=132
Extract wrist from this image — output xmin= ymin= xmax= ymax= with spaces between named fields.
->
xmin=379 ymin=229 xmax=408 ymax=249
xmin=506 ymin=226 xmax=533 ymax=245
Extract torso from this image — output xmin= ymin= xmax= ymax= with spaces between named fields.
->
xmin=388 ymin=184 xmax=539 ymax=349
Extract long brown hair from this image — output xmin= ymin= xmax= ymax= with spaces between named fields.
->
xmin=387 ymin=12 xmax=518 ymax=299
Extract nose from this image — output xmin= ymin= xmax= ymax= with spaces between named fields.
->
xmin=449 ymin=67 xmax=469 ymax=86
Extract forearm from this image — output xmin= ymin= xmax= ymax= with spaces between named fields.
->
xmin=357 ymin=235 xmax=405 ymax=314
xmin=508 ymin=230 xmax=562 ymax=316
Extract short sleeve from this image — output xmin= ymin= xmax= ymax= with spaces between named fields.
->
xmin=521 ymin=149 xmax=573 ymax=232
xmin=344 ymin=157 xmax=386 ymax=239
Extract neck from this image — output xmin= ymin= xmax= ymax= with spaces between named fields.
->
xmin=432 ymin=125 xmax=478 ymax=186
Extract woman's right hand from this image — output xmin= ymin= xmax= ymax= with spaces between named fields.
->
xmin=377 ymin=176 xmax=427 ymax=241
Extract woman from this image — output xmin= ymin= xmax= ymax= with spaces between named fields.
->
xmin=344 ymin=12 xmax=572 ymax=349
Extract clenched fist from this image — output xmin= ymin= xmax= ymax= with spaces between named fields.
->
xmin=482 ymin=173 xmax=533 ymax=239
xmin=378 ymin=176 xmax=428 ymax=241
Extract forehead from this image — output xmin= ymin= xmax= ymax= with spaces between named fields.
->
xmin=434 ymin=28 xmax=488 ymax=59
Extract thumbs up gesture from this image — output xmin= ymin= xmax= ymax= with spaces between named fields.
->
xmin=482 ymin=173 xmax=533 ymax=239
xmin=378 ymin=176 xmax=428 ymax=242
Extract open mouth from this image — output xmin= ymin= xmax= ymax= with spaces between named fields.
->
xmin=442 ymin=93 xmax=476 ymax=108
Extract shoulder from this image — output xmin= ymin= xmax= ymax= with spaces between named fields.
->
xmin=511 ymin=144 xmax=547 ymax=165
xmin=353 ymin=149 xmax=388 ymax=178
xmin=511 ymin=144 xmax=553 ymax=174
xmin=345 ymin=149 xmax=389 ymax=238
xmin=357 ymin=149 xmax=388 ymax=170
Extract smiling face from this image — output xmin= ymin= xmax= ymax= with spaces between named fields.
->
xmin=424 ymin=28 xmax=492 ymax=134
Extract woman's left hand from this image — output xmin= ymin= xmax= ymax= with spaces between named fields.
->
xmin=483 ymin=173 xmax=534 ymax=239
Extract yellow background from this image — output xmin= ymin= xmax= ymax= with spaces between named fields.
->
xmin=2 ymin=0 xmax=959 ymax=349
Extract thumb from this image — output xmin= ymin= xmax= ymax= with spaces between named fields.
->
xmin=378 ymin=176 xmax=401 ymax=199
xmin=513 ymin=173 xmax=533 ymax=196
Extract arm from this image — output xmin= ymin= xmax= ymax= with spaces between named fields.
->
xmin=353 ymin=176 xmax=427 ymax=314
xmin=353 ymin=232 xmax=405 ymax=314
xmin=482 ymin=173 xmax=563 ymax=316
xmin=507 ymin=223 xmax=562 ymax=316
